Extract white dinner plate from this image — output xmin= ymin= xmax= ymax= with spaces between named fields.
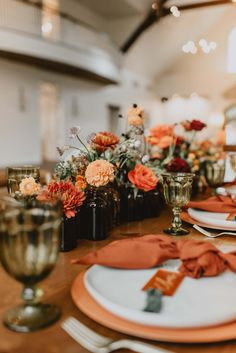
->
xmin=216 ymin=185 xmax=236 ymax=196
xmin=84 ymin=258 xmax=236 ymax=329
xmin=188 ymin=208 xmax=236 ymax=230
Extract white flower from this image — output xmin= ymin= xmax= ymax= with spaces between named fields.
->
xmin=120 ymin=145 xmax=127 ymax=152
xmin=134 ymin=140 xmax=141 ymax=148
xmin=142 ymin=155 xmax=150 ymax=164
xmin=19 ymin=177 xmax=41 ymax=196
xmin=69 ymin=126 xmax=81 ymax=139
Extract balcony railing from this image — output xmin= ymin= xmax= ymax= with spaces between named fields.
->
xmin=0 ymin=0 xmax=121 ymax=83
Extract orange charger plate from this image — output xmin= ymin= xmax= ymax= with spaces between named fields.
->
xmin=71 ymin=271 xmax=236 ymax=343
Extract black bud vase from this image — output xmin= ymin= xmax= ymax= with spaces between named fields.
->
xmin=144 ymin=188 xmax=161 ymax=219
xmin=78 ymin=186 xmax=109 ymax=241
xmin=60 ymin=215 xmax=77 ymax=252
xmin=121 ymin=187 xmax=144 ymax=222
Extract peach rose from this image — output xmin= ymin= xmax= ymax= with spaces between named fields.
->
xmin=147 ymin=135 xmax=174 ymax=149
xmin=19 ymin=177 xmax=41 ymax=196
xmin=85 ymin=159 xmax=115 ymax=187
xmin=147 ymin=124 xmax=175 ymax=148
xmin=128 ymin=164 xmax=158 ymax=192
xmin=149 ymin=124 xmax=174 ymax=139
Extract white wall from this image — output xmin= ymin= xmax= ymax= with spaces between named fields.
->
xmin=0 ymin=58 xmax=157 ymax=167
xmin=0 ymin=59 xmax=41 ymax=167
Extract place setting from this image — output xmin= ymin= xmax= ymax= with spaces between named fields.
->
xmin=181 ymin=155 xmax=236 ymax=235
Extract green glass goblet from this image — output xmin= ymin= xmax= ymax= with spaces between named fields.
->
xmin=204 ymin=160 xmax=225 ymax=188
xmin=0 ymin=198 xmax=61 ymax=332
xmin=161 ymin=172 xmax=194 ymax=236
xmin=7 ymin=166 xmax=40 ymax=198
xmin=230 ymin=154 xmax=236 ymax=179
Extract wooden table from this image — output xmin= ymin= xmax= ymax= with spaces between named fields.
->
xmin=1 ymin=197 xmax=236 ymax=353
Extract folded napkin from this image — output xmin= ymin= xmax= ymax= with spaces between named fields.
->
xmin=72 ymin=234 xmax=178 ymax=269
xmin=72 ymin=234 xmax=236 ymax=279
xmin=177 ymin=239 xmax=227 ymax=278
xmin=188 ymin=195 xmax=236 ymax=214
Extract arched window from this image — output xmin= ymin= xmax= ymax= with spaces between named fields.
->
xmin=227 ymin=28 xmax=236 ymax=73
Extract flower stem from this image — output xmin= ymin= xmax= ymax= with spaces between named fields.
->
xmin=76 ymin=135 xmax=92 ymax=160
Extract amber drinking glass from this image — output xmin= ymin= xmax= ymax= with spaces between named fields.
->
xmin=230 ymin=154 xmax=236 ymax=179
xmin=161 ymin=172 xmax=194 ymax=236
xmin=204 ymin=160 xmax=225 ymax=188
xmin=0 ymin=198 xmax=61 ymax=332
xmin=7 ymin=166 xmax=40 ymax=197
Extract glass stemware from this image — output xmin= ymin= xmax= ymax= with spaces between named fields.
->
xmin=0 ymin=198 xmax=61 ymax=332
xmin=204 ymin=160 xmax=225 ymax=188
xmin=161 ymin=172 xmax=194 ymax=236
xmin=230 ymin=154 xmax=236 ymax=179
xmin=7 ymin=166 xmax=40 ymax=197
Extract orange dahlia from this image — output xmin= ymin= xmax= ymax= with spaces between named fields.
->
xmin=85 ymin=159 xmax=115 ymax=187
xmin=91 ymin=132 xmax=119 ymax=152
xmin=75 ymin=175 xmax=87 ymax=190
xmin=37 ymin=180 xmax=85 ymax=218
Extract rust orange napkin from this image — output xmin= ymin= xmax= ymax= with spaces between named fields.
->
xmin=177 ymin=239 xmax=227 ymax=278
xmin=188 ymin=195 xmax=236 ymax=214
xmin=72 ymin=235 xmax=178 ymax=269
xmin=72 ymin=235 xmax=236 ymax=278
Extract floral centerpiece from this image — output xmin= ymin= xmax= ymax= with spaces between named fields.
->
xmin=146 ymin=118 xmax=225 ymax=191
xmin=109 ymin=104 xmax=160 ymax=221
xmin=54 ymin=126 xmax=119 ymax=241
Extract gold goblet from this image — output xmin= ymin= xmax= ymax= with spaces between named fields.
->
xmin=7 ymin=166 xmax=40 ymax=197
xmin=230 ymin=154 xmax=236 ymax=179
xmin=204 ymin=160 xmax=225 ymax=188
xmin=161 ymin=172 xmax=194 ymax=236
xmin=0 ymin=198 xmax=61 ymax=332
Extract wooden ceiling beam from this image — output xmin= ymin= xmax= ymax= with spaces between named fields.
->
xmin=164 ymin=0 xmax=233 ymax=14
xmin=121 ymin=0 xmax=233 ymax=53
xmin=121 ymin=0 xmax=169 ymax=53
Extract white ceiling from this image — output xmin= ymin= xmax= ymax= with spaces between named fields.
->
xmin=75 ymin=0 xmax=235 ymax=83
xmin=77 ymin=0 xmax=147 ymax=19
xmin=123 ymin=5 xmax=228 ymax=79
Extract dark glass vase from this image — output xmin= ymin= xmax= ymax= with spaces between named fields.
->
xmin=107 ymin=186 xmax=121 ymax=226
xmin=191 ymin=173 xmax=207 ymax=196
xmin=143 ymin=188 xmax=161 ymax=219
xmin=60 ymin=215 xmax=77 ymax=252
xmin=120 ymin=187 xmax=144 ymax=222
xmin=79 ymin=187 xmax=109 ymax=241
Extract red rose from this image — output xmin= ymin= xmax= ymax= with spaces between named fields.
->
xmin=128 ymin=164 xmax=158 ymax=192
xmin=190 ymin=120 xmax=206 ymax=131
xmin=181 ymin=120 xmax=206 ymax=132
xmin=166 ymin=158 xmax=191 ymax=173
xmin=175 ymin=136 xmax=185 ymax=145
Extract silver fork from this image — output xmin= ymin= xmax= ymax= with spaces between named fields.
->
xmin=61 ymin=316 xmax=174 ymax=353
xmin=193 ymin=224 xmax=236 ymax=238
